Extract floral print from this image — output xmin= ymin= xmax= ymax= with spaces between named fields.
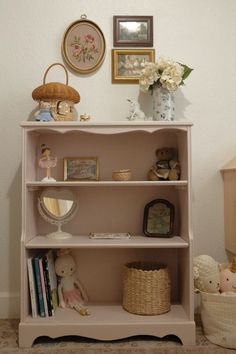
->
xmin=71 ymin=34 xmax=98 ymax=63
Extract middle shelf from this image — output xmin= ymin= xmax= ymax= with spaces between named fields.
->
xmin=26 ymin=180 xmax=188 ymax=188
xmin=25 ymin=235 xmax=189 ymax=249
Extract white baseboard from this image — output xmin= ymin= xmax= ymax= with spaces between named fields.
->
xmin=0 ymin=292 xmax=20 ymax=319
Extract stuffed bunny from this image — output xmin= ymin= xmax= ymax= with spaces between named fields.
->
xmin=55 ymin=249 xmax=90 ymax=315
xmin=193 ymin=255 xmax=220 ymax=293
xmin=220 ymin=257 xmax=236 ymax=294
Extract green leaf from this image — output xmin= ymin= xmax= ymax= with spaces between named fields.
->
xmin=181 ymin=64 xmax=193 ymax=81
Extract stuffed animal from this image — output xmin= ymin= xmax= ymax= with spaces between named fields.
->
xmin=193 ymin=255 xmax=220 ymax=293
xmin=147 ymin=147 xmax=180 ymax=181
xmin=55 ymin=249 xmax=90 ymax=315
xmin=34 ymin=101 xmax=54 ymax=121
xmin=220 ymin=257 xmax=236 ymax=294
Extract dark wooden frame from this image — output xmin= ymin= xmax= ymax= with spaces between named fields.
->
xmin=143 ymin=199 xmax=174 ymax=237
xmin=113 ymin=16 xmax=153 ymax=47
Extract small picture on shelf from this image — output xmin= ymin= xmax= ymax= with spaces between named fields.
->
xmin=64 ymin=157 xmax=99 ymax=181
xmin=143 ymin=199 xmax=174 ymax=237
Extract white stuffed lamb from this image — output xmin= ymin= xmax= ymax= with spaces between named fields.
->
xmin=193 ymin=255 xmax=220 ymax=293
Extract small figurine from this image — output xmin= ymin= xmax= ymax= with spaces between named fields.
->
xmin=80 ymin=113 xmax=91 ymax=121
xmin=38 ymin=144 xmax=57 ymax=182
xmin=54 ymin=249 xmax=90 ymax=315
xmin=34 ymin=101 xmax=54 ymax=121
xmin=220 ymin=257 xmax=236 ymax=294
xmin=193 ymin=255 xmax=220 ymax=293
xmin=127 ymin=98 xmax=145 ymax=120
xmin=147 ymin=147 xmax=180 ymax=181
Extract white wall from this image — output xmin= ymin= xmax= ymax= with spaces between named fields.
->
xmin=1 ymin=0 xmax=236 ymax=318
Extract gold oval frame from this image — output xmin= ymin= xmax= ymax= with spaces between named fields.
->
xmin=62 ymin=17 xmax=106 ymax=74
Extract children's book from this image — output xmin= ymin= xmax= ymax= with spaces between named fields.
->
xmin=27 ymin=257 xmax=38 ymax=318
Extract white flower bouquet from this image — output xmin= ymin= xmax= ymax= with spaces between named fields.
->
xmin=139 ymin=57 xmax=193 ymax=93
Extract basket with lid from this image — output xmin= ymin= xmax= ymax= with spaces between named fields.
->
xmin=123 ymin=261 xmax=171 ymax=315
xmin=32 ymin=63 xmax=80 ymax=121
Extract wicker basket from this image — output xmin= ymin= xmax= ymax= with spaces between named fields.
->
xmin=199 ymin=291 xmax=236 ymax=349
xmin=123 ymin=261 xmax=171 ymax=315
xmin=32 ymin=63 xmax=80 ymax=121
xmin=112 ymin=169 xmax=131 ymax=181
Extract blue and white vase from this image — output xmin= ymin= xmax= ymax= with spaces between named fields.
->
xmin=152 ymin=86 xmax=175 ymax=121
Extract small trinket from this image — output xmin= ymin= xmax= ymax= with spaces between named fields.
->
xmin=38 ymin=144 xmax=57 ymax=182
xmin=80 ymin=113 xmax=91 ymax=121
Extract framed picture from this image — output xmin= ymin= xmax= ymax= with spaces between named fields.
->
xmin=113 ymin=16 xmax=153 ymax=47
xmin=143 ymin=199 xmax=174 ymax=237
xmin=62 ymin=15 xmax=106 ymax=74
xmin=112 ymin=49 xmax=155 ymax=83
xmin=64 ymin=157 xmax=99 ymax=181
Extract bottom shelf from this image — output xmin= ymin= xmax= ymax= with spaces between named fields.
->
xmin=19 ymin=304 xmax=196 ymax=347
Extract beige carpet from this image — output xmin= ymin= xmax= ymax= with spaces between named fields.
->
xmin=0 ymin=319 xmax=236 ymax=354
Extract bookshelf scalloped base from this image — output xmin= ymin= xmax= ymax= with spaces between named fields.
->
xmin=19 ymin=305 xmax=196 ymax=348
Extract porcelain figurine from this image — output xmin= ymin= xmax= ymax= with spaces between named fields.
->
xmin=127 ymin=98 xmax=145 ymax=120
xmin=38 ymin=144 xmax=57 ymax=182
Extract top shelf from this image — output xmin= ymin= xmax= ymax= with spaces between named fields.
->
xmin=21 ymin=120 xmax=193 ymax=134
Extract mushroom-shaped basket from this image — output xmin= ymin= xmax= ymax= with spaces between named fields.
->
xmin=32 ymin=63 xmax=80 ymax=121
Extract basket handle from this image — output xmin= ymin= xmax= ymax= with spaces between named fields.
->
xmin=43 ymin=63 xmax=68 ymax=85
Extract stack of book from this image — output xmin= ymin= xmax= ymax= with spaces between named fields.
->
xmin=27 ymin=249 xmax=58 ymax=318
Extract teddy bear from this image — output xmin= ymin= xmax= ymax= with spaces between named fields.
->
xmin=193 ymin=255 xmax=220 ymax=293
xmin=147 ymin=147 xmax=180 ymax=181
xmin=219 ymin=257 xmax=236 ymax=294
xmin=54 ymin=249 xmax=90 ymax=315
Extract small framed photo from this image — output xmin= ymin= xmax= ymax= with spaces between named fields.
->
xmin=64 ymin=157 xmax=99 ymax=181
xmin=113 ymin=16 xmax=153 ymax=47
xmin=112 ymin=48 xmax=155 ymax=83
xmin=143 ymin=199 xmax=174 ymax=237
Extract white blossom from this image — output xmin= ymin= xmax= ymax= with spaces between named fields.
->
xmin=139 ymin=57 xmax=191 ymax=92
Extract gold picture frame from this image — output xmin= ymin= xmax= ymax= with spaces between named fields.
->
xmin=64 ymin=157 xmax=99 ymax=181
xmin=112 ymin=49 xmax=155 ymax=83
xmin=62 ymin=15 xmax=106 ymax=74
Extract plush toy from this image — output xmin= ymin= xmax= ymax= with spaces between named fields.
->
xmin=34 ymin=101 xmax=54 ymax=121
xmin=147 ymin=147 xmax=180 ymax=181
xmin=193 ymin=255 xmax=220 ymax=293
xmin=55 ymin=249 xmax=90 ymax=315
xmin=220 ymin=257 xmax=236 ymax=294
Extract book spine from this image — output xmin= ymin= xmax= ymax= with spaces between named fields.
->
xmin=38 ymin=257 xmax=49 ymax=317
xmin=32 ymin=256 xmax=45 ymax=317
xmin=27 ymin=258 xmax=37 ymax=318
xmin=42 ymin=255 xmax=54 ymax=316
xmin=46 ymin=250 xmax=58 ymax=312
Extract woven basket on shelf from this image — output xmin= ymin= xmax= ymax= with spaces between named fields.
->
xmin=199 ymin=291 xmax=236 ymax=349
xmin=112 ymin=169 xmax=131 ymax=181
xmin=123 ymin=261 xmax=171 ymax=315
xmin=32 ymin=63 xmax=80 ymax=121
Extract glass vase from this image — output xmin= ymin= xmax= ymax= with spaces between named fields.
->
xmin=152 ymin=86 xmax=175 ymax=121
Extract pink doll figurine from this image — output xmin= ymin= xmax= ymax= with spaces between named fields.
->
xmin=38 ymin=144 xmax=57 ymax=182
xmin=220 ymin=257 xmax=236 ymax=294
xmin=55 ymin=249 xmax=90 ymax=315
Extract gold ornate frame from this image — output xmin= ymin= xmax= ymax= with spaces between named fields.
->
xmin=62 ymin=16 xmax=106 ymax=74
xmin=112 ymin=49 xmax=155 ymax=83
